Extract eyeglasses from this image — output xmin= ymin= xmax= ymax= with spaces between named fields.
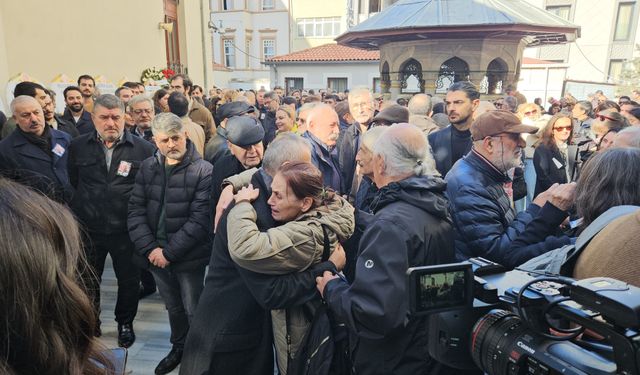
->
xmin=524 ymin=109 xmax=539 ymax=116
xmin=132 ymin=109 xmax=153 ymax=115
xmin=553 ymin=126 xmax=572 ymax=132
xmin=595 ymin=113 xmax=617 ymax=122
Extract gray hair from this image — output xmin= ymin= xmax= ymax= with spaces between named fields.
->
xmin=360 ymin=126 xmax=388 ymax=151
xmin=348 ymin=86 xmax=373 ymax=103
xmin=614 ymin=127 xmax=640 ymax=149
xmin=10 ymin=95 xmax=39 ymax=114
xmin=503 ymin=96 xmax=518 ymax=113
xmin=127 ymin=94 xmax=153 ymax=111
xmin=93 ymin=94 xmax=125 ymax=113
xmin=373 ymin=123 xmax=438 ymax=177
xmin=306 ymin=103 xmax=337 ymax=127
xmin=262 ymin=133 xmax=312 ymax=176
xmin=151 ymin=112 xmax=184 ymax=136
xmin=408 ymin=94 xmax=432 ymax=116
xmin=298 ymin=102 xmax=320 ymax=114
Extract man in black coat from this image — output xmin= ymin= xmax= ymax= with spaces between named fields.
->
xmin=258 ymin=91 xmax=279 ymax=147
xmin=128 ymin=113 xmax=213 ymax=375
xmin=42 ymin=92 xmax=80 ymax=138
xmin=62 ymin=86 xmax=96 ymax=135
xmin=428 ymin=81 xmax=479 ymax=177
xmin=0 ymin=96 xmax=73 ymax=203
xmin=210 ymin=115 xmax=264 ymax=214
xmin=180 ymin=133 xmax=341 ymax=375
xmin=68 ymin=94 xmax=155 ymax=348
xmin=317 ymin=123 xmax=455 ymax=375
xmin=446 ymin=110 xmax=574 ymax=269
xmin=1 ymin=81 xmax=50 ymax=139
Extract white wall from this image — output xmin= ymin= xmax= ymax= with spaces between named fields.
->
xmin=269 ymin=62 xmax=379 ymax=91
xmin=519 ymin=66 xmax=568 ymax=103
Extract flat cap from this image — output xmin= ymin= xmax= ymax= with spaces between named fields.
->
xmin=216 ymin=101 xmax=254 ymax=122
xmin=225 ymin=116 xmax=265 ymax=147
xmin=371 ymin=104 xmax=409 ymax=126
xmin=471 ymin=110 xmax=538 ymax=141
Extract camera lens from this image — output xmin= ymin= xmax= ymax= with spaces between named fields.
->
xmin=470 ymin=309 xmax=529 ymax=374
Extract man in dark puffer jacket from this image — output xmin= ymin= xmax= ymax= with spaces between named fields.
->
xmin=128 ymin=113 xmax=213 ymax=375
xmin=446 ymin=110 xmax=574 ymax=269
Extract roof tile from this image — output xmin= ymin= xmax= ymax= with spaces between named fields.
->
xmin=267 ymin=44 xmax=380 ymax=63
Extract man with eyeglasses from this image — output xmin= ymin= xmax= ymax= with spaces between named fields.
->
xmin=446 ymin=110 xmax=575 ymax=269
xmin=128 ymin=95 xmax=156 ymax=143
xmin=68 ymin=94 xmax=156 ymax=348
xmin=338 ymin=87 xmax=375 ymax=196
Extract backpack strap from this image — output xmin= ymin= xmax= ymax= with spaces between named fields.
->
xmin=321 ymin=224 xmax=331 ymax=262
xmin=562 ymin=205 xmax=640 ymax=273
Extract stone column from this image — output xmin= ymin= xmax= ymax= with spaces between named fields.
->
xmin=389 ymin=80 xmax=402 ymax=100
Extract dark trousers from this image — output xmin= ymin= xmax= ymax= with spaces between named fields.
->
xmin=85 ymin=232 xmax=140 ymax=325
xmin=140 ymin=268 xmax=156 ymax=290
xmin=151 ymin=265 xmax=206 ymax=349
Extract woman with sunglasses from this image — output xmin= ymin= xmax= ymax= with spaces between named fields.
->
xmin=533 ymin=113 xmax=577 ymax=197
xmin=591 ymin=109 xmax=629 ymax=152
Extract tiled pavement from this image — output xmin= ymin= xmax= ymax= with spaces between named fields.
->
xmin=97 ymin=257 xmax=178 ymax=374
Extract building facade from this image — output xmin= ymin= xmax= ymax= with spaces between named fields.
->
xmin=523 ymin=0 xmax=640 ymax=85
xmin=209 ymin=0 xmax=291 ymax=90
xmin=0 ymin=0 xmax=213 ymax=113
xmin=265 ymin=44 xmax=379 ymax=92
xmin=210 ymin=0 xmax=355 ymax=89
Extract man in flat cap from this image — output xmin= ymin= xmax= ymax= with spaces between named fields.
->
xmin=209 ymin=115 xmax=265 ymax=215
xmin=369 ymin=104 xmax=409 ymax=127
xmin=204 ymin=101 xmax=254 ymax=166
xmin=446 ymin=110 xmax=575 ymax=269
xmin=128 ymin=112 xmax=213 ymax=374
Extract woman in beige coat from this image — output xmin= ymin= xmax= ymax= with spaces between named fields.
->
xmin=227 ymin=161 xmax=355 ymax=374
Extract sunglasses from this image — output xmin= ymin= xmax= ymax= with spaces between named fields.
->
xmin=595 ymin=113 xmax=617 ymax=122
xmin=553 ymin=126 xmax=572 ymax=132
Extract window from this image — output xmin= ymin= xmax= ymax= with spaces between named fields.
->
xmin=263 ymin=39 xmax=275 ymax=60
xmin=296 ymin=18 xmax=341 ymax=37
xmin=609 ymin=59 xmax=624 ymax=81
xmin=222 ymin=0 xmax=233 ymax=10
xmin=373 ymin=77 xmax=381 ymax=93
xmin=369 ymin=0 xmax=381 ymax=13
xmin=546 ymin=5 xmax=571 ymax=20
xmin=327 ymin=77 xmax=348 ymax=92
xmin=262 ymin=0 xmax=274 ymax=10
xmin=285 ymin=78 xmax=304 ymax=93
xmin=223 ymin=39 xmax=235 ymax=68
xmin=245 ymin=39 xmax=251 ymax=68
xmin=614 ymin=2 xmax=635 ymax=41
xmin=358 ymin=0 xmax=366 ymax=14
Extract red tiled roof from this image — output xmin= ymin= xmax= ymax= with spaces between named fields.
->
xmin=522 ymin=57 xmax=556 ymax=65
xmin=267 ymin=44 xmax=380 ymax=63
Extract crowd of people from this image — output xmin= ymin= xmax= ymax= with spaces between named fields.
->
xmin=1 ymin=72 xmax=640 ymax=375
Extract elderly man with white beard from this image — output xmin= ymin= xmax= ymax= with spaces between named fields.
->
xmin=302 ymin=103 xmax=342 ymax=192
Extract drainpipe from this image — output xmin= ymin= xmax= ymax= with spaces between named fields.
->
xmin=200 ymin=0 xmax=211 ymax=89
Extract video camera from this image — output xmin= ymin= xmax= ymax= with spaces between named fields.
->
xmin=407 ymin=258 xmax=640 ymax=375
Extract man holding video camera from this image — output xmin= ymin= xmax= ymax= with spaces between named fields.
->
xmin=446 ymin=110 xmax=574 ymax=269
xmin=316 ymin=123 xmax=454 ymax=375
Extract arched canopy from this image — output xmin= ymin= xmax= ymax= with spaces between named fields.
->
xmin=436 ymin=57 xmax=469 ymax=93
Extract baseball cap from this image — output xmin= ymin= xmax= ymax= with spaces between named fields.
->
xmin=471 ymin=110 xmax=538 ymax=141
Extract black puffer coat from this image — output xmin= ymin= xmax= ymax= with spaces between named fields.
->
xmin=324 ymin=175 xmax=455 ymax=375
xmin=128 ymin=140 xmax=213 ymax=271
xmin=446 ymin=149 xmax=571 ymax=269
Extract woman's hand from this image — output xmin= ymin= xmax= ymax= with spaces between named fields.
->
xmin=234 ymin=184 xmax=259 ymax=204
